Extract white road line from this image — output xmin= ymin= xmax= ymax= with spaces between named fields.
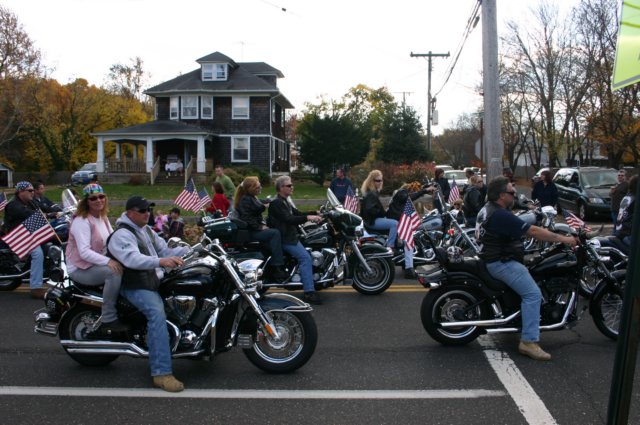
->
xmin=478 ymin=336 xmax=557 ymax=425
xmin=0 ymin=387 xmax=506 ymax=399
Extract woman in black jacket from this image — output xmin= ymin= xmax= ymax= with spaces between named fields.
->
xmin=234 ymin=176 xmax=287 ymax=280
xmin=433 ymin=168 xmax=450 ymax=213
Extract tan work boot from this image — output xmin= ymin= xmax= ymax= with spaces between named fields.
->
xmin=152 ymin=374 xmax=184 ymax=392
xmin=518 ymin=341 xmax=552 ymax=361
xmin=30 ymin=287 xmax=49 ymax=299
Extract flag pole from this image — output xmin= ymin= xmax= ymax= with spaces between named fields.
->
xmin=37 ymin=208 xmax=63 ymax=245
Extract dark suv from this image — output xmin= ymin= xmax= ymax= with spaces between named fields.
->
xmin=553 ymin=167 xmax=618 ymax=220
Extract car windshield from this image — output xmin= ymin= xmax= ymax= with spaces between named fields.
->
xmin=581 ymin=170 xmax=618 ymax=188
xmin=445 ymin=171 xmax=466 ymax=181
xmin=80 ymin=163 xmax=96 ymax=172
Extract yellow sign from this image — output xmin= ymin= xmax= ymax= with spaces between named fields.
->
xmin=613 ymin=2 xmax=640 ymax=90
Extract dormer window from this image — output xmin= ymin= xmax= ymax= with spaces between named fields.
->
xmin=202 ymin=63 xmax=228 ymax=81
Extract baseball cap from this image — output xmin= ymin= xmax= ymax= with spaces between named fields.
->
xmin=125 ymin=196 xmax=155 ymax=211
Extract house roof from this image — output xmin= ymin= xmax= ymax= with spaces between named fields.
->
xmin=196 ymin=52 xmax=238 ymax=67
xmin=92 ymin=120 xmax=209 ymax=137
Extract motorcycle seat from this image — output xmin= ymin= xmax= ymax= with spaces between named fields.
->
xmin=363 ymin=225 xmax=389 ymax=236
xmin=72 ymin=280 xmax=104 ymax=296
xmin=448 ymin=257 xmax=509 ymax=292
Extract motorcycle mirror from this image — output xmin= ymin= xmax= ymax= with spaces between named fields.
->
xmin=167 ymin=237 xmax=183 ymax=248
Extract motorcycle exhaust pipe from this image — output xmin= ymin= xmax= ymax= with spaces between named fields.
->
xmin=61 ymin=339 xmax=149 ymax=357
xmin=440 ymin=311 xmax=521 ymax=328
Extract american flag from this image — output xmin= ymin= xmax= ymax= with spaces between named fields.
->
xmin=397 ymin=198 xmax=421 ymax=250
xmin=562 ymin=209 xmax=591 ymax=231
xmin=0 ymin=192 xmax=6 ymax=211
xmin=198 ymin=187 xmax=212 ymax=210
xmin=1 ymin=212 xmax=56 ymax=259
xmin=174 ymin=178 xmax=201 ymax=212
xmin=343 ymin=186 xmax=359 ymax=213
xmin=448 ymin=179 xmax=460 ymax=203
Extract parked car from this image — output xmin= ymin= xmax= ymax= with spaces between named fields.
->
xmin=437 ymin=165 xmax=454 ymax=172
xmin=553 ymin=167 xmax=618 ymax=220
xmin=70 ymin=163 xmax=97 ymax=185
xmin=444 ymin=170 xmax=468 ymax=186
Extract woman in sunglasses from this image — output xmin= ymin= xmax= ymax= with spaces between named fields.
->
xmin=65 ymin=184 xmax=125 ymax=334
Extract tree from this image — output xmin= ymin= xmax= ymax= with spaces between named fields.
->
xmin=433 ymin=113 xmax=479 ymax=168
xmin=378 ymin=105 xmax=431 ymax=164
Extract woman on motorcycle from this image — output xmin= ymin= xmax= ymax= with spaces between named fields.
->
xmin=234 ymin=176 xmax=287 ymax=281
xmin=361 ymin=171 xmax=417 ymax=278
xmin=65 ymin=184 xmax=125 ymax=333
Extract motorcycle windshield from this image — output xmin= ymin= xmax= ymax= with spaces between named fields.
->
xmin=62 ymin=189 xmax=79 ymax=210
xmin=327 ymin=189 xmax=340 ymax=208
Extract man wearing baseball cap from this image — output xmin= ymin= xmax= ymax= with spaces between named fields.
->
xmin=107 ymin=196 xmax=189 ymax=392
xmin=4 ymin=181 xmax=47 ymax=298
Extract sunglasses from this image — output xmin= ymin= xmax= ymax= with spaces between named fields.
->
xmin=134 ymin=208 xmax=151 ymax=214
xmin=503 ymin=191 xmax=517 ymax=196
xmin=88 ymin=194 xmax=106 ymax=201
xmin=374 ymin=179 xmax=383 ymax=183
xmin=284 ymin=184 xmax=294 ymax=188
xmin=25 ymin=189 xmax=35 ymax=192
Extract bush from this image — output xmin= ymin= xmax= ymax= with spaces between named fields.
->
xmin=210 ymin=166 xmax=270 ymax=187
xmin=128 ymin=175 xmax=147 ymax=185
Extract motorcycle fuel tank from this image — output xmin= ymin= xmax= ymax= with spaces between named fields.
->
xmin=421 ymin=216 xmax=443 ymax=231
xmin=162 ymin=260 xmax=220 ymax=297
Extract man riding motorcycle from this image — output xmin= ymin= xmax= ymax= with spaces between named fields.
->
xmin=476 ymin=176 xmax=577 ymax=361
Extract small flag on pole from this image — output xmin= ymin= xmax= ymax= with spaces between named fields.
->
xmin=448 ymin=179 xmax=460 ymax=203
xmin=1 ymin=212 xmax=56 ymax=259
xmin=397 ymin=199 xmax=421 ymax=250
xmin=562 ymin=209 xmax=591 ymax=231
xmin=174 ymin=178 xmax=201 ymax=212
xmin=198 ymin=186 xmax=212 ymax=210
xmin=343 ymin=186 xmax=359 ymax=213
xmin=0 ymin=192 xmax=7 ymax=211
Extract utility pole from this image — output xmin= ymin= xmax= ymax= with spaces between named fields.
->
xmin=410 ymin=51 xmax=450 ymax=151
xmin=481 ymin=0 xmax=501 ymax=182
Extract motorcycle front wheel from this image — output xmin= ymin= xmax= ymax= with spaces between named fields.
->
xmin=591 ymin=280 xmax=624 ymax=341
xmin=59 ymin=305 xmax=119 ymax=366
xmin=420 ymin=286 xmax=486 ymax=345
xmin=352 ymin=257 xmax=394 ymax=295
xmin=244 ymin=311 xmax=317 ymax=373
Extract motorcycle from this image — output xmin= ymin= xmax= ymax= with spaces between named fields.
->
xmin=0 ymin=189 xmax=76 ymax=291
xmin=201 ymin=189 xmax=395 ymax=295
xmin=34 ymin=236 xmax=318 ymax=373
xmin=418 ymin=228 xmax=625 ymax=345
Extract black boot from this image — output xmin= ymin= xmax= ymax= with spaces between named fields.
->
xmin=267 ymin=265 xmax=289 ymax=281
xmin=99 ymin=319 xmax=130 ymax=338
xmin=404 ymin=268 xmax=418 ymax=279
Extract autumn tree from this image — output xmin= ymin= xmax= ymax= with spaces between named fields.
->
xmin=377 ymin=104 xmax=431 ymax=164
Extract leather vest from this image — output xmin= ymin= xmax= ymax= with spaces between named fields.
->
xmin=477 ymin=202 xmax=524 ymax=263
xmin=107 ymin=223 xmax=161 ymax=291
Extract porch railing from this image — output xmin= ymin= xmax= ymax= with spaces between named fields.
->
xmin=104 ymin=158 xmax=146 ymax=173
xmin=184 ymin=155 xmax=195 ymax=185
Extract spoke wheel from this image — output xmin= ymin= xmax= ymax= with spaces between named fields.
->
xmin=352 ymin=257 xmax=394 ymax=295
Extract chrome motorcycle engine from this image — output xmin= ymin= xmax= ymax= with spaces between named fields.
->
xmin=310 ymin=251 xmax=325 ymax=268
xmin=165 ymin=295 xmax=197 ymax=325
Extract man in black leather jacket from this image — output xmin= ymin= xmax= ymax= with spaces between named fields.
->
xmin=32 ymin=181 xmax=62 ymax=218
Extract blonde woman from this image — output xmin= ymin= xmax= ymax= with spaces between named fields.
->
xmin=65 ymin=184 xmax=125 ymax=333
xmin=234 ymin=177 xmax=287 ymax=280
xmin=361 ymin=170 xmax=417 ymax=278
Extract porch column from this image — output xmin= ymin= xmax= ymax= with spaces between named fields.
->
xmin=146 ymin=137 xmax=154 ymax=172
xmin=96 ymin=136 xmax=105 ymax=173
xmin=133 ymin=143 xmax=138 ymax=160
xmin=197 ymin=136 xmax=205 ymax=173
xmin=115 ymin=144 xmax=121 ymax=160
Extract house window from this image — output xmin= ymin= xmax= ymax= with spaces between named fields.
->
xmin=182 ymin=96 xmax=198 ymax=119
xmin=232 ymin=137 xmax=250 ymax=162
xmin=202 ymin=63 xmax=227 ymax=81
xmin=232 ymin=96 xmax=250 ymax=119
xmin=170 ymin=96 xmax=179 ymax=120
xmin=201 ymin=96 xmax=213 ymax=119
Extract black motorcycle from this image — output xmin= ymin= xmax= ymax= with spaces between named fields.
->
xmin=0 ymin=189 xmax=76 ymax=291
xmin=202 ymin=189 xmax=395 ymax=295
xmin=418 ymin=229 xmax=625 ymax=345
xmin=34 ymin=237 xmax=318 ymax=373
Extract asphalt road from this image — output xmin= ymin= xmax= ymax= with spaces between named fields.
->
xmin=1 ymin=269 xmax=638 ymax=425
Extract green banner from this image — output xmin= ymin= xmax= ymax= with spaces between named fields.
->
xmin=612 ymin=1 xmax=640 ymax=90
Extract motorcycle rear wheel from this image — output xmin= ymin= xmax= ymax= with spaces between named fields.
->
xmin=244 ymin=311 xmax=317 ymax=373
xmin=420 ymin=286 xmax=486 ymax=345
xmin=591 ymin=281 xmax=624 ymax=341
xmin=352 ymin=257 xmax=394 ymax=295
xmin=0 ymin=277 xmax=22 ymax=291
xmin=59 ymin=305 xmax=119 ymax=366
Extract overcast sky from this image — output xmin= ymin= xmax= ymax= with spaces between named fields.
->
xmin=2 ymin=0 xmax=577 ymax=134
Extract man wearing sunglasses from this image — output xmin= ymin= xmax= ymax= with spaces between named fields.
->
xmin=107 ymin=196 xmax=189 ymax=392
xmin=4 ymin=181 xmax=48 ymax=298
xmin=476 ymin=176 xmax=577 ymax=361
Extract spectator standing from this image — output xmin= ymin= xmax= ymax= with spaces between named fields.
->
xmin=531 ymin=170 xmax=558 ymax=208
xmin=432 ymin=168 xmax=450 ymax=213
xmin=329 ymin=168 xmax=354 ymax=204
xmin=610 ymin=169 xmax=629 ymax=227
xmin=207 ymin=182 xmax=230 ymax=217
xmin=164 ymin=208 xmax=185 ymax=240
xmin=154 ymin=210 xmax=168 ymax=234
xmin=214 ymin=165 xmax=236 ymax=202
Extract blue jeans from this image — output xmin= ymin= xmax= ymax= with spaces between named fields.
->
xmin=69 ymin=265 xmax=122 ymax=323
xmin=250 ymin=229 xmax=284 ymax=266
xmin=120 ymin=288 xmax=172 ymax=376
xmin=283 ymin=242 xmax=314 ymax=293
xmin=485 ymin=260 xmax=542 ymax=342
xmin=30 ymin=246 xmax=44 ymax=289
xmin=369 ymin=217 xmax=399 ymax=247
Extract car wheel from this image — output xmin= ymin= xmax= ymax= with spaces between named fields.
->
xmin=578 ymin=201 xmax=588 ymax=221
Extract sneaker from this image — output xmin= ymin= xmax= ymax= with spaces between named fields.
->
xmin=100 ymin=319 xmax=130 ymax=334
xmin=303 ymin=291 xmax=323 ymax=305
xmin=30 ymin=287 xmax=49 ymax=299
xmin=152 ymin=374 xmax=184 ymax=392
xmin=404 ymin=268 xmax=418 ymax=279
xmin=518 ymin=341 xmax=552 ymax=361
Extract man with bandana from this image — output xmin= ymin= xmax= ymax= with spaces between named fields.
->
xmin=3 ymin=181 xmax=47 ymax=298
xmin=476 ymin=176 xmax=577 ymax=361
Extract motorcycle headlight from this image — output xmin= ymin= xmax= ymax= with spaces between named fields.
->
xmin=588 ymin=197 xmax=604 ymax=204
xmin=47 ymin=245 xmax=63 ymax=264
xmin=587 ymin=239 xmax=601 ymax=249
